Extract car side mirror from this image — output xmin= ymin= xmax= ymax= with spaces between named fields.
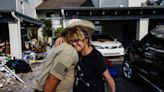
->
xmin=145 ymin=43 xmax=150 ymax=47
xmin=143 ymin=43 xmax=150 ymax=50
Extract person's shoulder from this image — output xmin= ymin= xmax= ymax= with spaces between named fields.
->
xmin=55 ymin=42 xmax=73 ymax=49
xmin=90 ymin=48 xmax=103 ymax=59
xmin=59 ymin=43 xmax=77 ymax=55
xmin=93 ymin=48 xmax=102 ymax=55
xmin=62 ymin=42 xmax=72 ymax=47
xmin=61 ymin=43 xmax=75 ymax=50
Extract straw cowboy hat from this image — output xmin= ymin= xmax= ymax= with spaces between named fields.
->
xmin=63 ymin=19 xmax=95 ymax=34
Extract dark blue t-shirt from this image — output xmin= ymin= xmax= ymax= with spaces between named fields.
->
xmin=73 ymin=48 xmax=107 ymax=92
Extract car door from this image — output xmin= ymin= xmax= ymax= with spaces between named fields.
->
xmin=126 ymin=39 xmax=149 ymax=76
xmin=135 ymin=34 xmax=158 ymax=77
xmin=135 ymin=42 xmax=151 ymax=75
xmin=133 ymin=39 xmax=151 ymax=76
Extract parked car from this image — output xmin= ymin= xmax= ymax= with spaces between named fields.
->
xmin=91 ymin=35 xmax=125 ymax=57
xmin=122 ymin=25 xmax=164 ymax=92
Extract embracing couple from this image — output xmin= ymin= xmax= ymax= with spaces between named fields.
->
xmin=34 ymin=19 xmax=115 ymax=92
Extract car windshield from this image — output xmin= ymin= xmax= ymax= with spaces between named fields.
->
xmin=91 ymin=35 xmax=114 ymax=41
xmin=150 ymin=25 xmax=164 ymax=39
xmin=139 ymin=32 xmax=164 ymax=50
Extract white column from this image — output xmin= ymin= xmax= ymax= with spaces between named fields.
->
xmin=136 ymin=18 xmax=149 ymax=40
xmin=8 ymin=22 xmax=22 ymax=59
xmin=99 ymin=0 xmax=101 ymax=7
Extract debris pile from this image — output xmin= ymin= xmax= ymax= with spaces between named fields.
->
xmin=0 ymin=51 xmax=46 ymax=92
xmin=0 ymin=69 xmax=17 ymax=88
xmin=0 ymin=56 xmax=25 ymax=88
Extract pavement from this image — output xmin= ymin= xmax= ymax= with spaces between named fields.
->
xmin=107 ymin=58 xmax=155 ymax=92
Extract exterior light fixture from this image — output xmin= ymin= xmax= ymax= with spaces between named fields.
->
xmin=153 ymin=10 xmax=156 ymax=14
xmin=89 ymin=11 xmax=92 ymax=15
xmin=140 ymin=11 xmax=143 ymax=14
xmin=76 ymin=11 xmax=79 ymax=15
xmin=0 ymin=14 xmax=2 ymax=17
xmin=115 ymin=11 xmax=117 ymax=15
xmin=102 ymin=11 xmax=105 ymax=15
xmin=127 ymin=11 xmax=130 ymax=15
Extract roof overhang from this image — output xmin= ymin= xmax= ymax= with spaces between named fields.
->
xmin=0 ymin=10 xmax=43 ymax=27
xmin=61 ymin=7 xmax=164 ymax=20
xmin=0 ymin=10 xmax=14 ymax=23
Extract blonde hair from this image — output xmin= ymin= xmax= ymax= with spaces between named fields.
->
xmin=65 ymin=26 xmax=92 ymax=46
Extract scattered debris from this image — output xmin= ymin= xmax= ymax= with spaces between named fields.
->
xmin=0 ymin=52 xmax=45 ymax=92
xmin=0 ymin=61 xmax=43 ymax=92
xmin=0 ymin=56 xmax=25 ymax=89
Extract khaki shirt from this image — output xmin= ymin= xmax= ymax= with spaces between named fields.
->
xmin=34 ymin=43 xmax=78 ymax=92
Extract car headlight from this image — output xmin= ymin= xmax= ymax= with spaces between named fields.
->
xmin=94 ymin=45 xmax=104 ymax=49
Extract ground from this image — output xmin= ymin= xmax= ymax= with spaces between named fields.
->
xmin=0 ymin=62 xmax=42 ymax=92
xmin=0 ymin=58 xmax=155 ymax=92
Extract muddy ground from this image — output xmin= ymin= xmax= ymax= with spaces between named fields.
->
xmin=0 ymin=62 xmax=43 ymax=92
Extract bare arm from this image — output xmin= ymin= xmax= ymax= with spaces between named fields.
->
xmin=43 ymin=73 xmax=60 ymax=92
xmin=103 ymin=69 xmax=116 ymax=92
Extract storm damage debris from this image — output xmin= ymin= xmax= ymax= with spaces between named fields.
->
xmin=0 ymin=56 xmax=25 ymax=88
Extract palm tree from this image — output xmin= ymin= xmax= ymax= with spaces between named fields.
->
xmin=42 ymin=19 xmax=53 ymax=39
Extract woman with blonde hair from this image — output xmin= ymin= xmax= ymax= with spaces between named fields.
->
xmin=63 ymin=25 xmax=115 ymax=92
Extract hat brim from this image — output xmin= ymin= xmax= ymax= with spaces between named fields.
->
xmin=64 ymin=20 xmax=95 ymax=34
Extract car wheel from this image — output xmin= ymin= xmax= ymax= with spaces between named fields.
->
xmin=122 ymin=53 xmax=135 ymax=80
